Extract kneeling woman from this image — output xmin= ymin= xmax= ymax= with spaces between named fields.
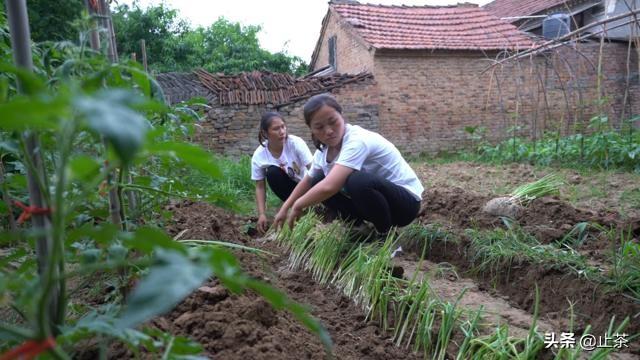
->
xmin=251 ymin=112 xmax=313 ymax=233
xmin=274 ymin=94 xmax=423 ymax=234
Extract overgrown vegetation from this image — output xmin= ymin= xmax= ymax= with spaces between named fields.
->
xmin=462 ymin=115 xmax=640 ymax=172
xmin=0 ymin=5 xmax=328 ymax=358
xmin=24 ymin=1 xmax=307 ymax=76
xmin=275 ymin=214 xmax=631 ymax=358
xmin=111 ymin=3 xmax=308 ymax=75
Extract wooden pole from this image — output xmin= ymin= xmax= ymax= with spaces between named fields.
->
xmin=5 ymin=0 xmax=59 ymax=334
xmin=83 ymin=0 xmax=123 ymax=229
xmin=140 ymin=39 xmax=148 ymax=73
xmin=98 ymin=0 xmax=118 ymax=62
xmin=83 ymin=0 xmax=100 ymax=50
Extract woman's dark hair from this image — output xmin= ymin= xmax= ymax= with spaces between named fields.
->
xmin=303 ymin=93 xmax=342 ymax=150
xmin=258 ymin=111 xmax=285 ymax=147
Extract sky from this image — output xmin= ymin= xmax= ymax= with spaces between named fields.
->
xmin=119 ymin=0 xmax=493 ymax=63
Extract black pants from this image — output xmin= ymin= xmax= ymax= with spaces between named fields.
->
xmin=265 ymin=165 xmax=297 ymax=202
xmin=311 ymin=171 xmax=421 ymax=233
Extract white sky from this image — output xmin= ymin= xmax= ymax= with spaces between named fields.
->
xmin=119 ymin=0 xmax=492 ymax=63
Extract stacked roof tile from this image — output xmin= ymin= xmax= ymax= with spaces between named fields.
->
xmin=193 ymin=69 xmax=372 ymax=106
xmin=483 ymin=0 xmax=577 ymax=23
xmin=329 ymin=2 xmax=535 ymax=51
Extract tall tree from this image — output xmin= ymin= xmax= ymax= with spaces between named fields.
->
xmin=27 ymin=0 xmax=84 ymax=42
xmin=112 ymin=3 xmax=307 ymax=75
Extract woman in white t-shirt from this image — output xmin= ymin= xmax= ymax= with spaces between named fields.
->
xmin=273 ymin=94 xmax=423 ymax=235
xmin=251 ymin=111 xmax=313 ymax=233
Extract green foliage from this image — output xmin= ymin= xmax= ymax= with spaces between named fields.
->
xmin=112 ymin=4 xmax=307 ymax=75
xmin=466 ymin=115 xmax=640 ymax=172
xmin=0 ymin=24 xmax=328 ymax=358
xmin=26 ymin=0 xmax=84 ymax=42
xmin=609 ymin=228 xmax=640 ymax=300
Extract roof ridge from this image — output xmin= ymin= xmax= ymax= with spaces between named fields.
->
xmin=330 ymin=0 xmax=478 ymax=9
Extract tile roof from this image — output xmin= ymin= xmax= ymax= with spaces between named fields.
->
xmin=483 ymin=0 xmax=577 ymax=23
xmin=329 ymin=1 xmax=535 ymax=51
xmin=193 ymin=69 xmax=373 ymax=106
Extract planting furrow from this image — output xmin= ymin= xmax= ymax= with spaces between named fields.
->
xmin=394 ymin=258 xmax=557 ymax=338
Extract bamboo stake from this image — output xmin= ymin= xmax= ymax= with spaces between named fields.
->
xmin=83 ymin=0 xmax=123 ymax=229
xmin=483 ymin=8 xmax=640 ymax=72
xmin=5 ymin=0 xmax=60 ymax=336
xmin=140 ymin=39 xmax=148 ymax=73
xmin=83 ymin=0 xmax=100 ymax=50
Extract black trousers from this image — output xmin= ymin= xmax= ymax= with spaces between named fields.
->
xmin=265 ymin=165 xmax=297 ymax=202
xmin=311 ymin=171 xmax=421 ymax=233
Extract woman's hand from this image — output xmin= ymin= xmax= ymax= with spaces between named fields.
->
xmin=286 ymin=203 xmax=304 ymax=230
xmin=257 ymin=214 xmax=268 ymax=234
xmin=273 ymin=208 xmax=288 ymax=230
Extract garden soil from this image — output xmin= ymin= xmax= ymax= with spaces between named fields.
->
xmin=129 ymin=200 xmax=421 ymax=360
xmin=106 ymin=160 xmax=639 ymax=358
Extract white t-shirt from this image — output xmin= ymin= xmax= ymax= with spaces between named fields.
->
xmin=311 ymin=124 xmax=424 ymax=201
xmin=251 ymin=135 xmax=313 ymax=182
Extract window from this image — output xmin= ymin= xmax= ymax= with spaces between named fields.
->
xmin=328 ymin=35 xmax=337 ymax=68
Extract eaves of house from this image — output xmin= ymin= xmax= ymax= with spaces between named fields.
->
xmin=309 ymin=0 xmax=536 ymax=70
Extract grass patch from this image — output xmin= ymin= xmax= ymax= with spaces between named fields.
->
xmin=466 ymin=225 xmax=600 ymax=281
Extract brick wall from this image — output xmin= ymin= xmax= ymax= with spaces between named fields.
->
xmin=312 ymin=9 xmax=375 ymax=74
xmin=190 ymin=78 xmax=379 ymax=156
xmin=373 ymin=41 xmax=639 ymax=155
xmin=160 ymin=42 xmax=638 ymax=157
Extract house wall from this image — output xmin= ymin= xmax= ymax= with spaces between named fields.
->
xmin=373 ymin=41 xmax=638 ymax=155
xmin=312 ymin=10 xmax=375 ymax=74
xmin=191 ymin=78 xmax=380 ymax=156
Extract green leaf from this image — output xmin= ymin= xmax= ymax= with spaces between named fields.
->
xmin=117 ymin=250 xmax=212 ymax=329
xmin=200 ymin=247 xmax=244 ymax=293
xmin=68 ymin=155 xmax=101 ymax=182
xmin=74 ymin=90 xmax=149 ymax=164
xmin=130 ymin=67 xmax=151 ymax=97
xmin=146 ymin=141 xmax=221 ymax=179
xmin=60 ymin=309 xmax=153 ymax=349
xmin=0 ymin=64 xmax=46 ymax=95
xmin=0 ymin=95 xmax=65 ymax=131
xmin=123 ymin=226 xmax=186 ymax=255
xmin=107 ymin=243 xmax=128 ymax=262
xmin=67 ymin=223 xmax=119 ymax=246
xmin=0 ymin=140 xmax=19 ymax=155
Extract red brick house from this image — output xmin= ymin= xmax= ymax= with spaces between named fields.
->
xmin=310 ymin=1 xmax=536 ymax=154
xmin=309 ymin=1 xmax=638 ymax=154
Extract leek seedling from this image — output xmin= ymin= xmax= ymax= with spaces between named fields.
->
xmin=609 ymin=228 xmax=640 ymax=300
xmin=280 ymin=211 xmax=320 ymax=250
xmin=434 ymin=290 xmax=465 ymax=360
xmin=589 ymin=316 xmax=633 ymax=360
xmin=393 ymin=280 xmax=432 ymax=348
xmin=467 ymin=325 xmax=522 ymax=359
xmin=520 ymin=286 xmax=544 ymax=359
xmin=553 ymin=301 xmax=591 ymax=360
xmin=363 ymin=234 xmax=400 ymax=313
xmin=397 ymin=223 xmax=450 ymax=256
xmin=332 ymin=245 xmax=371 ymax=300
xmin=455 ymin=307 xmax=484 ymax=360
xmin=307 ymin=221 xmax=351 ymax=285
xmin=509 ymin=173 xmax=564 ymax=206
xmin=414 ymin=298 xmax=439 ymax=356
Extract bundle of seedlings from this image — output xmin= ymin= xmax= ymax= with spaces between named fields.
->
xmin=483 ymin=173 xmax=564 ymax=219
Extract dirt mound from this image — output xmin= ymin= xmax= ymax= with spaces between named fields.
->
xmin=165 ymin=200 xmax=250 ymax=243
xmin=419 ymin=186 xmax=635 ymax=244
xmin=116 ymin=200 xmax=420 ymax=359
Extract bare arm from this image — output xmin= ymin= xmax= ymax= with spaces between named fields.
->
xmin=255 ymin=180 xmax=268 ymax=233
xmin=273 ymin=174 xmax=314 ymax=229
xmin=285 ymin=165 xmax=354 ymax=228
